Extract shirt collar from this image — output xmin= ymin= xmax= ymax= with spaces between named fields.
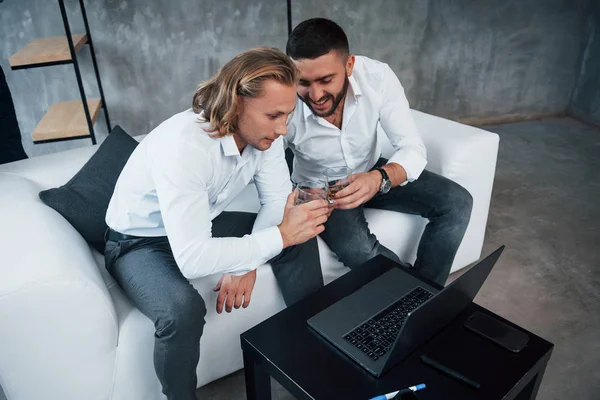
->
xmin=220 ymin=134 xmax=241 ymax=157
xmin=302 ymin=74 xmax=363 ymax=120
xmin=348 ymin=74 xmax=362 ymax=97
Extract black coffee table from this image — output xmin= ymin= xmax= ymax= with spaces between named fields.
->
xmin=241 ymin=256 xmax=553 ymax=400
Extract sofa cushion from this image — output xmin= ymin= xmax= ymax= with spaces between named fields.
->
xmin=39 ymin=126 xmax=138 ymax=252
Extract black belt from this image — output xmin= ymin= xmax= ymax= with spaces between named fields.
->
xmin=105 ymin=228 xmax=144 ymax=242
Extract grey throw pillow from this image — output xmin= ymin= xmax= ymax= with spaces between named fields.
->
xmin=39 ymin=125 xmax=138 ymax=252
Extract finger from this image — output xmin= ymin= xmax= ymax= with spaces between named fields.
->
xmin=314 ymin=224 xmax=325 ymax=235
xmin=225 ymin=292 xmax=235 ymax=313
xmin=243 ymin=290 xmax=252 ymax=308
xmin=302 ymin=198 xmax=329 ymax=210
xmin=334 ymin=191 xmax=363 ymax=208
xmin=350 ymin=199 xmax=366 ymax=209
xmin=234 ymin=292 xmax=243 ymax=309
xmin=308 ymin=199 xmax=335 ymax=212
xmin=310 ymin=205 xmax=333 ymax=218
xmin=216 ymin=290 xmax=227 ymax=314
xmin=336 ymin=182 xmax=361 ymax=198
xmin=213 ymin=276 xmax=224 ymax=292
xmin=304 ymin=224 xmax=325 ymax=241
xmin=335 ymin=199 xmax=360 ymax=210
xmin=243 ymin=273 xmax=256 ymax=308
xmin=285 ymin=191 xmax=296 ymax=209
xmin=314 ymin=215 xmax=328 ymax=226
xmin=317 ymin=204 xmax=334 ymax=215
xmin=336 ymin=196 xmax=366 ymax=210
xmin=309 ymin=211 xmax=330 ymax=223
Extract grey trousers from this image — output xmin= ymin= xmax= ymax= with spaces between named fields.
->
xmin=104 ymin=211 xmax=323 ymax=400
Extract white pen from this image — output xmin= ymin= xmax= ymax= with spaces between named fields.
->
xmin=368 ymin=383 xmax=426 ymax=400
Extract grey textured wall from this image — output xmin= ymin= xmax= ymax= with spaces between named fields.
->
xmin=1 ymin=0 xmax=287 ymax=157
xmin=292 ymin=0 xmax=591 ymax=122
xmin=0 ymin=0 xmax=593 ymax=158
xmin=568 ymin=1 xmax=600 ymax=126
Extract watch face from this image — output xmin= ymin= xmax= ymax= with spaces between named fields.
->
xmin=381 ymin=179 xmax=392 ymax=194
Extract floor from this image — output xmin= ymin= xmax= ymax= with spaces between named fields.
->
xmin=196 ymin=117 xmax=600 ymax=400
xmin=1 ymin=117 xmax=598 ymax=400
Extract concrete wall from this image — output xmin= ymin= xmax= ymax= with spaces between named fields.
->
xmin=292 ymin=0 xmax=591 ymax=123
xmin=0 ymin=0 xmax=593 ymax=157
xmin=568 ymin=1 xmax=600 ymax=126
xmin=0 ymin=0 xmax=287 ymax=157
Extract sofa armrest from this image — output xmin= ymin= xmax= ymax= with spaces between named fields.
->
xmin=0 ymin=174 xmax=118 ymax=400
xmin=414 ymin=110 xmax=499 ymax=268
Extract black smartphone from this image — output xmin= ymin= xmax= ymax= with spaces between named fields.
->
xmin=464 ymin=311 xmax=530 ymax=353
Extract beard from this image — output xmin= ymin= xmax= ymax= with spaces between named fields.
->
xmin=301 ymin=76 xmax=350 ymax=118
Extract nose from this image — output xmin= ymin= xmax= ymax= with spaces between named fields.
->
xmin=275 ymin=119 xmax=288 ymax=137
xmin=309 ymin=85 xmax=326 ymax=102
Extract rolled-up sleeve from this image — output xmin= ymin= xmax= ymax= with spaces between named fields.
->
xmin=378 ymin=64 xmax=428 ymax=183
xmin=151 ymin=140 xmax=284 ymax=279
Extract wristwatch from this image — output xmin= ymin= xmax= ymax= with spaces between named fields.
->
xmin=375 ymin=167 xmax=392 ymax=194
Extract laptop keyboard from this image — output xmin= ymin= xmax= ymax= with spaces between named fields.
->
xmin=343 ymin=286 xmax=434 ymax=361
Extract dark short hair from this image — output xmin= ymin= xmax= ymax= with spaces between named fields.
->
xmin=286 ymin=18 xmax=349 ymax=60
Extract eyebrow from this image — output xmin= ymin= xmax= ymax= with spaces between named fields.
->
xmin=299 ymin=73 xmax=336 ymax=84
xmin=267 ymin=106 xmax=296 ymax=115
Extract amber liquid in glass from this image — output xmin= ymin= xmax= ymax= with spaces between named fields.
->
xmin=327 ymin=183 xmax=346 ymax=202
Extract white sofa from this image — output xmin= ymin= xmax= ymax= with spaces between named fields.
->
xmin=0 ymin=110 xmax=499 ymax=400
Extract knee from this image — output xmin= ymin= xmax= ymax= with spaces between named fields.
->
xmin=157 ymin=290 xmax=206 ymax=338
xmin=446 ymin=183 xmax=473 ymax=224
xmin=276 ymin=236 xmax=318 ymax=262
xmin=333 ymin=240 xmax=378 ymax=269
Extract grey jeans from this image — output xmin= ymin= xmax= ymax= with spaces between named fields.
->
xmin=104 ymin=211 xmax=323 ymax=400
xmin=320 ymin=158 xmax=473 ymax=286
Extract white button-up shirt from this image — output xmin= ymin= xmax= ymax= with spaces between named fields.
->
xmin=106 ymin=109 xmax=291 ymax=279
xmin=286 ymin=56 xmax=427 ymax=184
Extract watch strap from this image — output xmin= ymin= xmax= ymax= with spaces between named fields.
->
xmin=375 ymin=167 xmax=390 ymax=183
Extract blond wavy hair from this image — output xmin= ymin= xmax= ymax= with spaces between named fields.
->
xmin=192 ymin=47 xmax=299 ymax=138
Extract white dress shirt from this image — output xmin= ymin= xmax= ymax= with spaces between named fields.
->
xmin=106 ymin=109 xmax=292 ymax=279
xmin=285 ymin=55 xmax=427 ymax=184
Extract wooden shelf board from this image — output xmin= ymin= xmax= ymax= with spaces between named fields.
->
xmin=32 ymin=99 xmax=102 ymax=143
xmin=9 ymin=34 xmax=88 ymax=69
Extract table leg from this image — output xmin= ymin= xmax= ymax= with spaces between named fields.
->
xmin=243 ymin=350 xmax=272 ymax=400
xmin=514 ymin=363 xmax=548 ymax=400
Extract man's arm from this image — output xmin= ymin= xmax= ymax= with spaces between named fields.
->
xmin=215 ymin=137 xmax=328 ymax=314
xmin=151 ymin=140 xmax=283 ymax=280
xmin=332 ymin=64 xmax=427 ymax=210
xmin=378 ymin=63 xmax=427 ymax=186
xmin=252 ymin=137 xmax=293 ymax=234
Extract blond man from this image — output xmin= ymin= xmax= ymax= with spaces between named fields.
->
xmin=104 ymin=47 xmax=329 ymax=400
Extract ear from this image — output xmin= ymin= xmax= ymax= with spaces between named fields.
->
xmin=235 ymin=95 xmax=245 ymax=117
xmin=346 ymin=55 xmax=355 ymax=77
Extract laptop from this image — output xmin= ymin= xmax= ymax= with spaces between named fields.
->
xmin=307 ymin=246 xmax=505 ymax=377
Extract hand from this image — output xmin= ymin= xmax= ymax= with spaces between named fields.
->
xmin=333 ymin=171 xmax=381 ymax=210
xmin=297 ymin=187 xmax=334 ymax=216
xmin=213 ymin=269 xmax=257 ymax=314
xmin=296 ymin=187 xmax=334 ymax=216
xmin=278 ymin=191 xmax=330 ymax=247
xmin=326 ymin=204 xmax=334 ymax=217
